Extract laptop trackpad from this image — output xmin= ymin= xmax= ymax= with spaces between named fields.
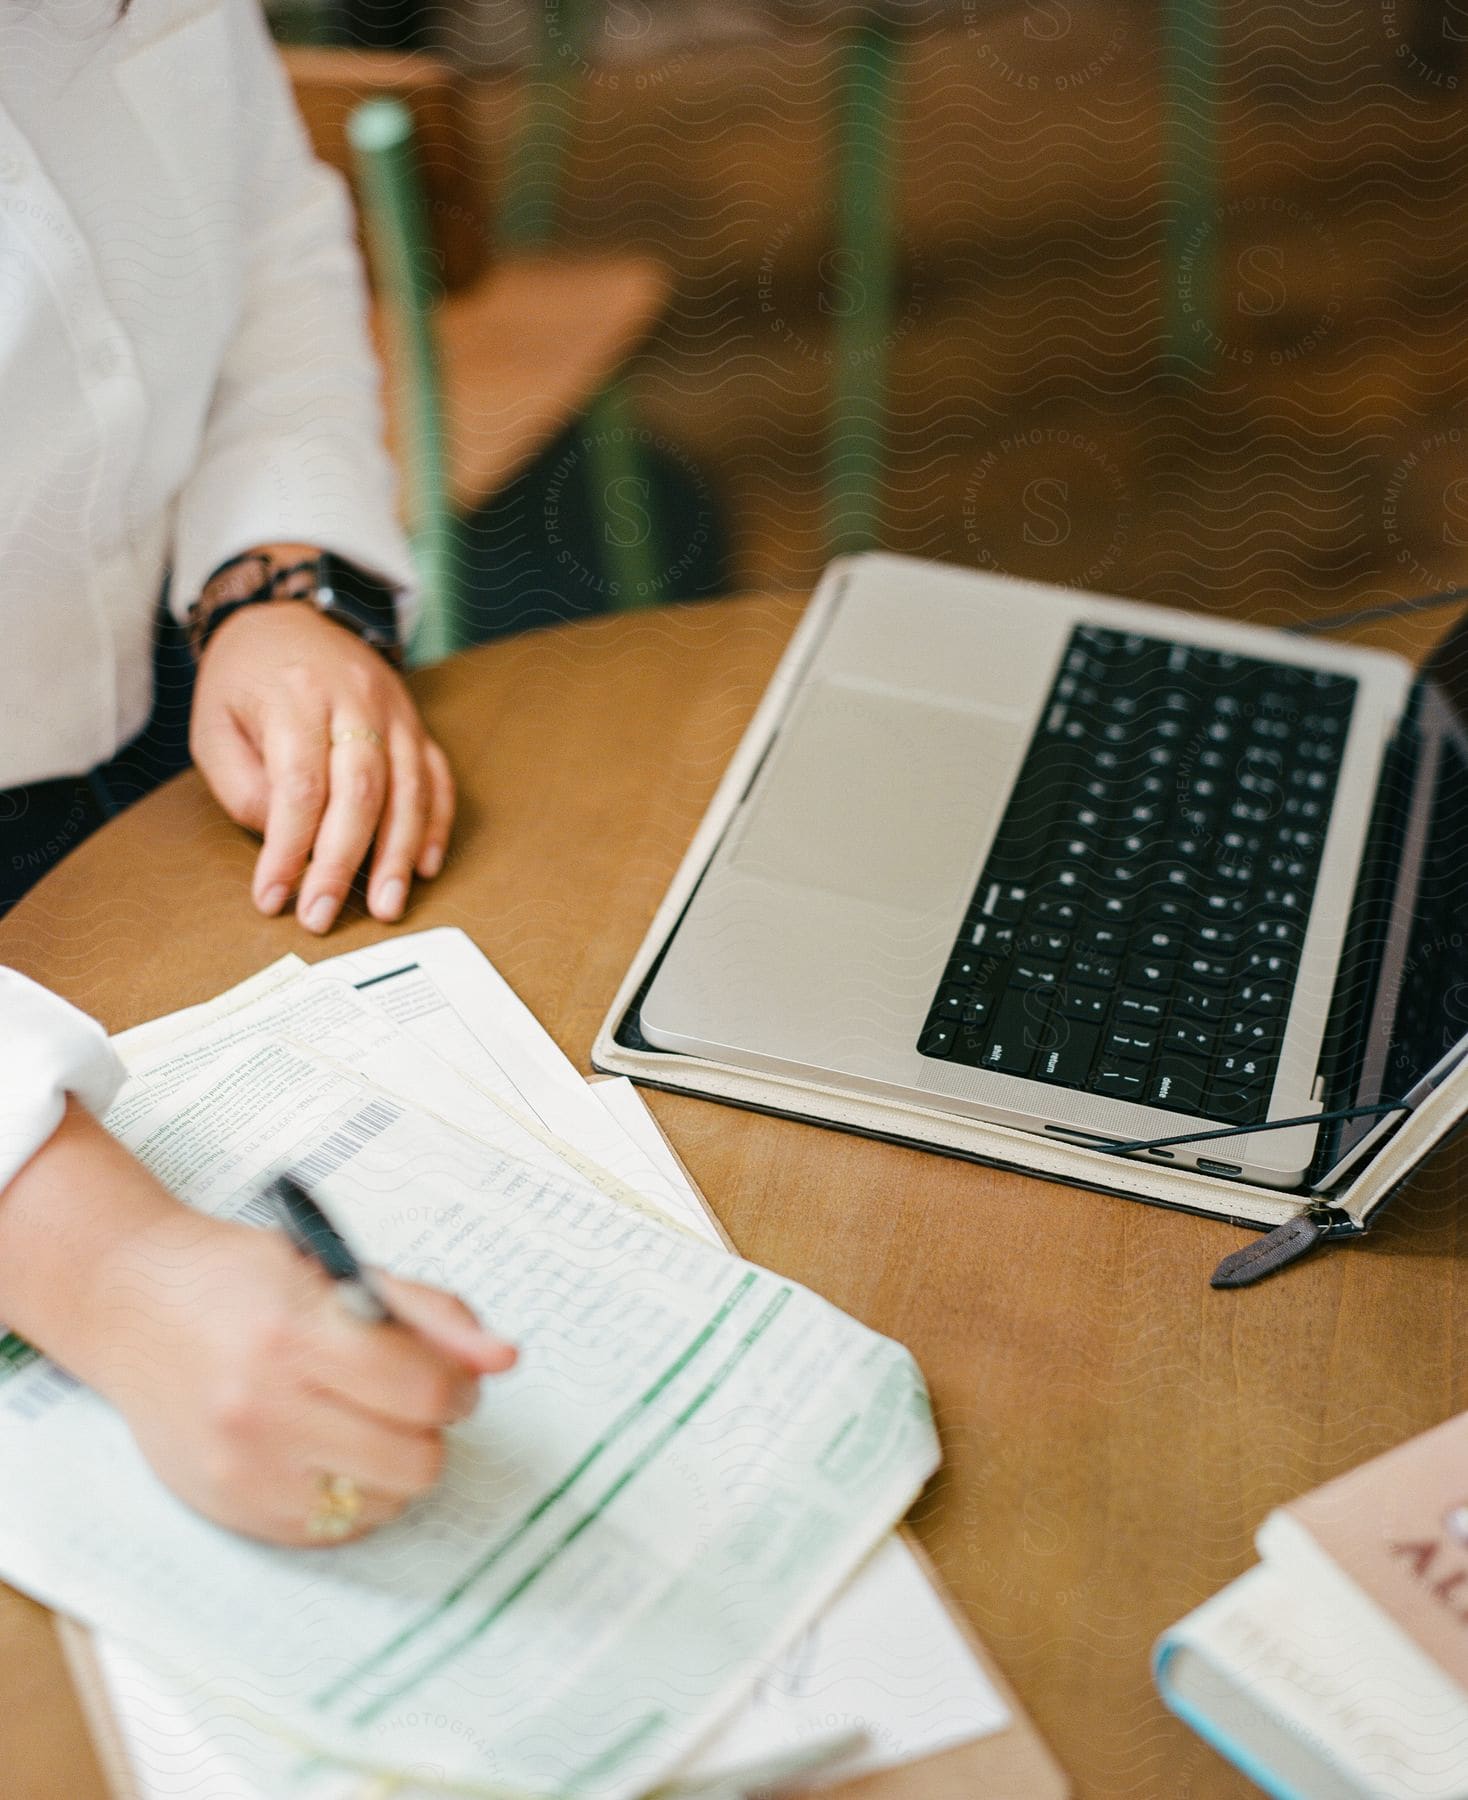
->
xmin=730 ymin=680 xmax=1023 ymax=915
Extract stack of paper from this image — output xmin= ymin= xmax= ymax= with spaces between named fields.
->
xmin=1 ymin=929 xmax=1011 ymax=1797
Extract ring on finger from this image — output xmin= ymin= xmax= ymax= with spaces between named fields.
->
xmin=330 ymin=725 xmax=386 ymax=751
xmin=306 ymin=1472 xmax=365 ymax=1540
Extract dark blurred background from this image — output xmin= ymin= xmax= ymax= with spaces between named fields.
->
xmin=271 ymin=0 xmax=1468 ymax=652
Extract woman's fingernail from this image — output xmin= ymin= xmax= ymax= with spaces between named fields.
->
xmin=303 ymin=895 xmax=336 ymax=934
xmin=376 ymin=878 xmax=407 ymax=920
xmin=259 ymin=884 xmax=288 ymax=916
xmin=420 ymin=844 xmax=444 ymax=878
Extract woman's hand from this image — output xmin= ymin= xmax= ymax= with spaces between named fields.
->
xmin=0 ymin=1103 xmax=515 ymax=1546
xmin=101 ymin=1211 xmax=516 ymax=1545
xmin=189 ymin=595 xmax=455 ymax=934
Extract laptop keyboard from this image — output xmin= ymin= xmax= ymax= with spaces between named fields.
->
xmin=917 ymin=625 xmax=1358 ymax=1127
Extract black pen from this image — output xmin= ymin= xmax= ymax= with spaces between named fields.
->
xmin=267 ymin=1173 xmax=396 ymax=1324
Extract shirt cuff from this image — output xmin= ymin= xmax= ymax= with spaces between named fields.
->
xmin=0 ymin=971 xmax=126 ymax=1193
xmin=168 ymin=481 xmax=420 ymax=646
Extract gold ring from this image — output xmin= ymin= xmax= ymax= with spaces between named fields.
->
xmin=330 ymin=726 xmax=385 ymax=751
xmin=306 ymin=1472 xmax=364 ymax=1541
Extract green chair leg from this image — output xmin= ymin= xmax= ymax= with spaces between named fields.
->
xmin=497 ymin=0 xmax=588 ymax=252
xmin=826 ymin=22 xmax=902 ymax=560
xmin=495 ymin=0 xmax=663 ymax=613
xmin=348 ymin=97 xmax=461 ymax=667
xmin=1162 ymin=0 xmax=1219 ymax=378
xmin=583 ymin=387 xmax=663 ymax=609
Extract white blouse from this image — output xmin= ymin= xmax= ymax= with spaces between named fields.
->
xmin=1 ymin=0 xmax=416 ymax=1182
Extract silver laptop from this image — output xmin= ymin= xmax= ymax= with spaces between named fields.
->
xmin=638 ymin=555 xmax=1433 ymax=1190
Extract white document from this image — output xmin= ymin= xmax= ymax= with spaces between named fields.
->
xmin=82 ymin=933 xmax=1006 ymax=1797
xmin=0 ymin=987 xmax=939 ymax=1799
xmin=91 ymin=1074 xmax=1007 ymax=1800
xmin=588 ymin=1081 xmax=1011 ymax=1789
xmin=325 ymin=932 xmax=658 ymax=1204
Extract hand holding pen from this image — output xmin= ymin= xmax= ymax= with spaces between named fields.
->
xmin=266 ymin=1172 xmax=516 ymax=1542
xmin=47 ymin=1117 xmax=519 ymax=1552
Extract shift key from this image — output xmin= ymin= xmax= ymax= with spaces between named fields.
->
xmin=982 ymin=990 xmax=1054 ymax=1075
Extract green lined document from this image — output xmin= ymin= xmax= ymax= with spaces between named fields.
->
xmin=0 ymin=978 xmax=939 ymax=1798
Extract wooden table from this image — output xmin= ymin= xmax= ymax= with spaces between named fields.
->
xmin=2 ymin=594 xmax=1465 ymax=1800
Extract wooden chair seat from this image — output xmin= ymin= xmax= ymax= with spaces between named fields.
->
xmin=371 ymin=252 xmax=671 ymax=514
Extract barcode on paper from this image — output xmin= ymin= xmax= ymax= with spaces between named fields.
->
xmin=231 ymin=1099 xmax=405 ymax=1225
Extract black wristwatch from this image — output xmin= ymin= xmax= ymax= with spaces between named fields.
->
xmin=187 ymin=550 xmax=403 ymax=666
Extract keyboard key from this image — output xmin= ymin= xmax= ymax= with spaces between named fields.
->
xmin=1083 ymin=922 xmax=1127 ymax=953
xmin=1011 ymin=959 xmax=1063 ymax=990
xmin=982 ymin=990 xmax=1054 ymax=1074
xmin=1116 ymin=993 xmax=1166 ymax=1026
xmin=1035 ymin=1021 xmax=1101 ymax=1085
xmin=933 ymin=985 xmax=970 ymax=1019
xmin=1147 ymin=1058 xmax=1206 ymax=1112
xmin=1261 ymin=884 xmax=1306 ymax=913
xmin=962 ymin=994 xmax=993 ymax=1026
xmin=919 ymin=1020 xmax=957 ymax=1057
xmin=1218 ymin=1051 xmax=1270 ymax=1085
xmin=1163 ymin=1021 xmax=1214 ymax=1059
xmin=1185 ymin=955 xmax=1231 ymax=984
xmin=1034 ymin=898 xmax=1081 ymax=928
xmin=1143 ymin=895 xmax=1190 ymax=926
xmin=1223 ymin=1017 xmax=1281 ymax=1055
xmin=1238 ymin=980 xmax=1288 ymax=1014
xmin=1125 ymin=957 xmax=1178 ymax=994
xmin=948 ymin=952 xmax=992 ymax=984
xmin=1176 ymin=986 xmax=1226 ymax=1021
xmin=1024 ymin=929 xmax=1071 ymax=959
xmin=1095 ymin=1061 xmax=1147 ymax=1101
xmin=1210 ymin=1085 xmax=1267 ymax=1124
xmin=1071 ymin=955 xmax=1119 ymax=988
xmin=1107 ymin=1024 xmax=1158 ymax=1058
xmin=1061 ymin=988 xmax=1109 ymax=1023
xmin=984 ymin=883 xmax=1029 ymax=923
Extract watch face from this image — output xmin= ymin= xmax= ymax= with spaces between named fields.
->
xmin=318 ymin=555 xmax=399 ymax=644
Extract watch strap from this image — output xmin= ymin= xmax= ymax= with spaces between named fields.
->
xmin=186 ymin=552 xmax=403 ymax=666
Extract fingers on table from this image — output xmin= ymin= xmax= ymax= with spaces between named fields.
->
xmin=193 ymin=709 xmax=270 ymax=838
xmin=251 ymin=705 xmax=454 ymax=932
xmin=294 ymin=730 xmax=391 ymax=934
xmin=253 ymin=709 xmax=332 ymax=917
xmin=416 ymin=739 xmax=456 ymax=882
xmin=366 ymin=731 xmax=436 ymax=923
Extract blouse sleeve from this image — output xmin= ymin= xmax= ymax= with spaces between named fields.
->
xmin=165 ymin=0 xmax=418 ymax=634
xmin=0 ymin=971 xmax=126 ymax=1193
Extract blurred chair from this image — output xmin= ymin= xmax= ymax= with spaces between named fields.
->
xmin=493 ymin=2 xmax=675 ymax=609
xmin=767 ymin=6 xmax=926 ymax=556
xmin=284 ymin=46 xmax=672 ymax=661
xmin=519 ymin=0 xmax=922 ymax=558
xmin=1160 ymin=0 xmax=1218 ymax=379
